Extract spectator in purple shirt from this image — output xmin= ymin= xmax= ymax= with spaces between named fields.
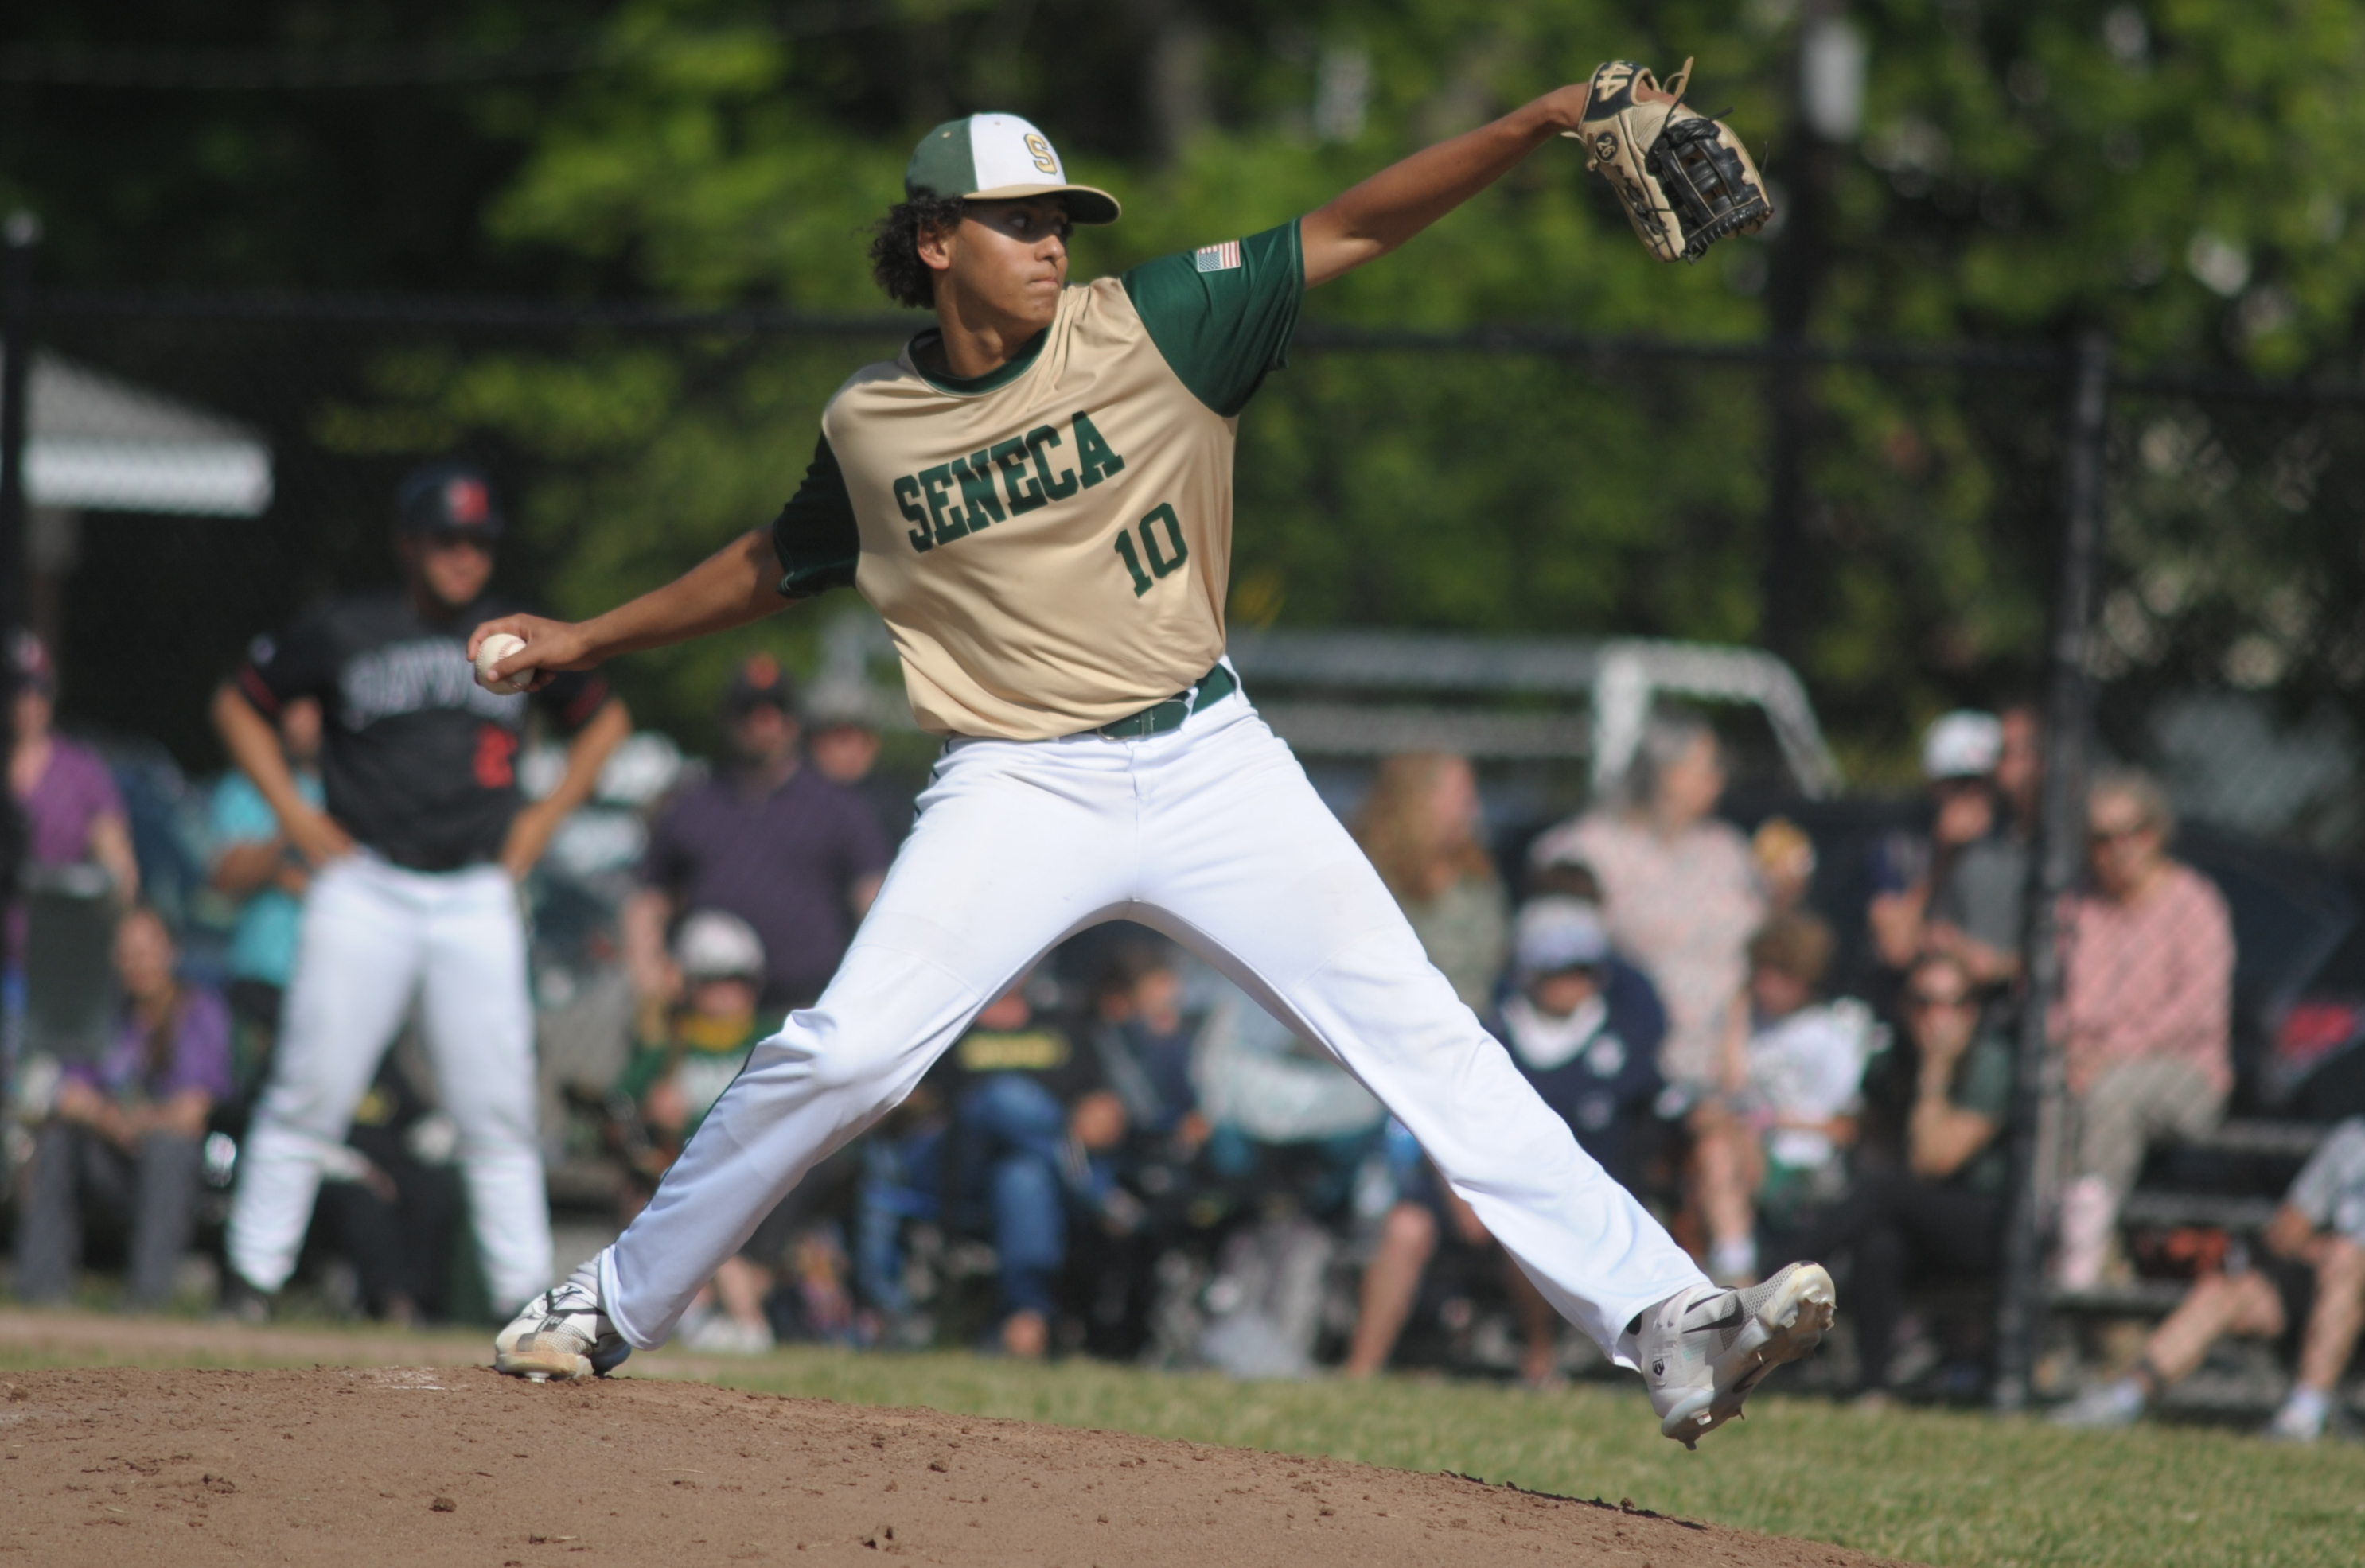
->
xmin=625 ymin=656 xmax=891 ymax=1018
xmin=8 ymin=632 xmax=138 ymax=963
xmin=14 ymin=905 xmax=231 ymax=1309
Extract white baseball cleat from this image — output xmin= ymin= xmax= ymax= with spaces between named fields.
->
xmin=493 ymin=1269 xmax=632 ymax=1383
xmin=1635 ymin=1260 xmax=1836 ymax=1449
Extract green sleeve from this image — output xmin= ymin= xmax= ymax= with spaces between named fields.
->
xmin=1121 ymin=220 xmax=1305 ymax=418
xmin=770 ymin=434 xmax=860 ymax=598
xmin=1952 ymin=1034 xmax=2016 ymax=1123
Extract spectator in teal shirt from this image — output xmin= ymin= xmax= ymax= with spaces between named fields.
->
xmin=207 ymin=695 xmax=323 ymax=1089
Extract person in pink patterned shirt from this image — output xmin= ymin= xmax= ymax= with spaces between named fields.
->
xmin=2052 ymin=769 xmax=2234 ymax=1290
xmin=1529 ymin=712 xmax=1763 ymax=1099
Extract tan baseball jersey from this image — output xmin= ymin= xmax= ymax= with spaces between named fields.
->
xmin=769 ymin=222 xmax=1303 ymax=740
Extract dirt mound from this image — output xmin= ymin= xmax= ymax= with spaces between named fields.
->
xmin=0 ymin=1366 xmax=1909 ymax=1566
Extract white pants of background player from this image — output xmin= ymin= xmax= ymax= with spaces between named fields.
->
xmin=599 ymin=676 xmax=1706 ymax=1359
xmin=226 ymin=854 xmax=552 ymax=1309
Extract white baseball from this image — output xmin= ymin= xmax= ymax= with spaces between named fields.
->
xmin=474 ymin=632 xmax=530 ymax=695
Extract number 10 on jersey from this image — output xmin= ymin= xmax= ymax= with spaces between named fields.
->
xmin=1114 ymin=503 xmax=1189 ymax=597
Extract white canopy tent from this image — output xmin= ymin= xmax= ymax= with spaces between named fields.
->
xmin=25 ymin=351 xmax=272 ymax=516
xmin=14 ymin=351 xmax=272 ymax=667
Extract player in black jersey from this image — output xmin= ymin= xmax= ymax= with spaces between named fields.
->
xmin=212 ymin=462 xmax=630 ymax=1317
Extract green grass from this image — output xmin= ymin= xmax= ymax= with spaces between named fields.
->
xmin=6 ymin=1325 xmax=2359 ymax=1567
xmin=647 ymin=1348 xmax=2365 ymax=1568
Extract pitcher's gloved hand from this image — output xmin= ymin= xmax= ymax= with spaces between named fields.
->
xmin=1570 ymin=58 xmax=1773 ymax=263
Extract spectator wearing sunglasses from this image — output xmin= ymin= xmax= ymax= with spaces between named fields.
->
xmin=2053 ymin=771 xmax=2233 ymax=1290
xmin=1776 ymin=951 xmax=2014 ymax=1400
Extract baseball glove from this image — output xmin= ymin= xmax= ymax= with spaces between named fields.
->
xmin=1569 ymin=58 xmax=1772 ymax=263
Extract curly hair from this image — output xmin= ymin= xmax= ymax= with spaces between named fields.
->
xmin=868 ymin=195 xmax=968 ymax=309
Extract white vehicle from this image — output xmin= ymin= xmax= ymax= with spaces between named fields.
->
xmin=820 ymin=609 xmax=1841 ymax=801
xmin=1226 ymin=628 xmax=1840 ymax=800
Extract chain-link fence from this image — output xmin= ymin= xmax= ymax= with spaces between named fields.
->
xmin=2016 ymin=361 xmax=2365 ymax=1427
xmin=2 ymin=224 xmax=2362 ymax=1412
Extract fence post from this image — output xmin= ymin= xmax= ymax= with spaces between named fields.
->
xmin=1992 ymin=329 xmax=2110 ymax=1411
xmin=0 ymin=211 xmax=39 ymax=648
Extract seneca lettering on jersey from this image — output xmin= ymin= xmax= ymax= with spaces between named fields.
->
xmin=770 ymin=221 xmax=1303 ymax=740
xmin=239 ymin=593 xmax=610 ymax=868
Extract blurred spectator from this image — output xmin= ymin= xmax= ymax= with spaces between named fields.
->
xmin=103 ymin=740 xmax=207 ymax=937
xmin=1495 ymin=898 xmax=1667 ymax=1189
xmin=1751 ymin=816 xmax=1818 ymax=918
xmin=2053 ymin=770 xmax=2234 ymax=1290
xmin=626 ymin=656 xmax=891 ymax=1019
xmin=13 ymin=906 xmax=227 ymax=1309
xmin=1352 ymin=752 xmax=1508 ymax=1013
xmin=207 ymin=695 xmax=324 ymax=1084
xmin=1188 ymin=980 xmax=1386 ymax=1156
xmin=1697 ymin=912 xmax=1876 ymax=1284
xmin=9 ymin=631 xmax=138 ymax=959
xmin=1522 ymin=858 xmax=1603 ymax=905
xmin=1529 ymin=711 xmax=1762 ymax=1097
xmin=853 ymin=1076 xmax=953 ymax=1342
xmin=2052 ymin=1116 xmax=2365 ymax=1442
xmin=1086 ymin=941 xmax=1207 ymax=1157
xmin=956 ymin=983 xmax=1132 ymax=1356
xmin=311 ymin=1050 xmax=462 ymax=1326
xmin=1342 ymin=1156 xmax=1492 ymax=1380
xmin=1779 ymin=951 xmax=2012 ymax=1400
xmin=1995 ymin=702 xmax=2043 ymax=834
xmin=1342 ymin=897 xmax=1664 ymax=1384
xmin=610 ymin=911 xmax=803 ymax=1353
xmin=804 ymin=679 xmax=914 ymax=845
xmin=1868 ymin=711 xmax=2023 ymax=988
xmin=1069 ymin=943 xmax=1208 ymax=1356
xmin=887 ymin=981 xmax=1131 ymax=1357
xmin=614 ymin=912 xmax=772 ymax=1189
xmin=1182 ymin=981 xmax=1388 ymax=1379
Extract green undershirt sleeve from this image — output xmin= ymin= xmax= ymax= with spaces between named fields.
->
xmin=1121 ymin=220 xmax=1306 ymax=418
xmin=769 ymin=434 xmax=861 ymax=598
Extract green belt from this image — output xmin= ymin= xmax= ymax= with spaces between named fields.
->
xmin=1089 ymin=660 xmax=1237 ymax=740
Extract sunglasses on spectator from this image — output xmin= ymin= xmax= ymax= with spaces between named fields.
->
xmin=2088 ymin=820 xmax=2153 ymax=846
xmin=1907 ymin=990 xmax=1976 ymax=1012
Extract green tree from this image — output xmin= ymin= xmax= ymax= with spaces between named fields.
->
xmin=275 ymin=0 xmax=2365 ymax=781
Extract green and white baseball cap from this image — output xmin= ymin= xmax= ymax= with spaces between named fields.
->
xmin=904 ymin=113 xmax=1120 ymax=224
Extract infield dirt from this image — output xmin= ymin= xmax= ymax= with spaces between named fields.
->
xmin=0 ymin=1364 xmax=1914 ymax=1567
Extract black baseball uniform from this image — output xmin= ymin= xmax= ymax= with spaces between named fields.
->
xmin=236 ymin=590 xmax=610 ymax=869
xmin=225 ymin=589 xmax=614 ymax=1309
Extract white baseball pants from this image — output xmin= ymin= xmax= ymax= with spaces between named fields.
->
xmin=226 ymin=854 xmax=552 ymax=1309
xmin=599 ymin=682 xmax=1706 ymax=1359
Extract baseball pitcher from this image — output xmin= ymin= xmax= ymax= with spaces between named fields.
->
xmin=485 ymin=70 xmax=1822 ymax=1447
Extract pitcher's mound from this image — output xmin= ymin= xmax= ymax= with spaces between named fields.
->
xmin=1 ymin=1366 xmax=1908 ymax=1566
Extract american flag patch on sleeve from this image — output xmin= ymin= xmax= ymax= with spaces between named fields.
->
xmin=1194 ymin=239 xmax=1243 ymax=273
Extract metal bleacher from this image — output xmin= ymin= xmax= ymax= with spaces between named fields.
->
xmin=2047 ymin=1119 xmax=2325 ymax=1317
xmin=2044 ymin=1119 xmax=2344 ymax=1418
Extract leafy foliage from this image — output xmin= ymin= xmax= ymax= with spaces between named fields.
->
xmin=13 ymin=0 xmax=2365 ymax=775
